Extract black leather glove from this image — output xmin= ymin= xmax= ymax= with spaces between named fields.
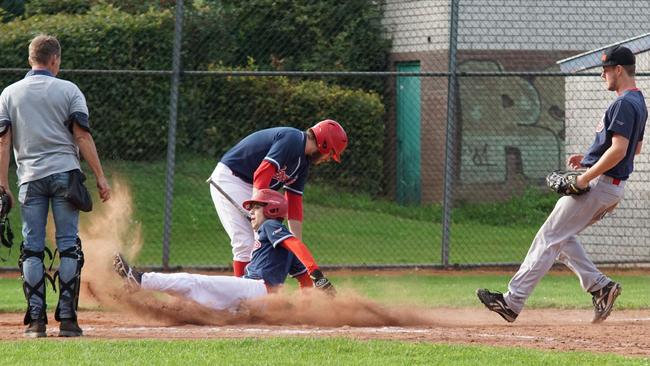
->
xmin=309 ymin=269 xmax=336 ymax=296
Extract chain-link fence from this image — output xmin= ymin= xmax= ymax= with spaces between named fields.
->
xmin=1 ymin=0 xmax=649 ymax=269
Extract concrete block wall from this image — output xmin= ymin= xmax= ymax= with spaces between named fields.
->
xmin=382 ymin=0 xmax=451 ymax=53
xmin=457 ymin=0 xmax=650 ymax=51
xmin=383 ymin=0 xmax=650 ymax=53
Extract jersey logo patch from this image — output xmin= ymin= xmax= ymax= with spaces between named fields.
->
xmin=596 ymin=114 xmax=605 ymax=132
xmin=272 ymin=165 xmax=297 ymax=185
xmin=253 ymin=240 xmax=262 ymax=251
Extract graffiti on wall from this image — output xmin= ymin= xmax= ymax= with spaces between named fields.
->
xmin=458 ymin=60 xmax=565 ymax=183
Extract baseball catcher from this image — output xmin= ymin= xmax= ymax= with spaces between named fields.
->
xmin=546 ymin=170 xmax=591 ymax=196
xmin=113 ymin=189 xmax=334 ymax=312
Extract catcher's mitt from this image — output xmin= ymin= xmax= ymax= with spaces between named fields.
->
xmin=546 ymin=170 xmax=590 ymax=196
xmin=0 ymin=186 xmax=13 ymax=261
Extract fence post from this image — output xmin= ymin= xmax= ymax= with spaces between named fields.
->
xmin=441 ymin=0 xmax=460 ymax=267
xmin=162 ymin=0 xmax=184 ymax=271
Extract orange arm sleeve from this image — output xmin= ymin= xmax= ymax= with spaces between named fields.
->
xmin=280 ymin=237 xmax=318 ymax=273
xmin=253 ymin=160 xmax=276 ymax=189
xmin=286 ymin=190 xmax=303 ymax=221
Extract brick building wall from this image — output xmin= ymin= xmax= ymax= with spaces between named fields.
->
xmin=382 ymin=0 xmax=650 ymax=204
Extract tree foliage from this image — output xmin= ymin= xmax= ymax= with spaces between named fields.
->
xmin=0 ymin=4 xmax=387 ymax=193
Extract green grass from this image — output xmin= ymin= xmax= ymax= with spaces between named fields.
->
xmin=335 ymin=272 xmax=650 ymax=310
xmin=2 ymin=273 xmax=649 ymax=363
xmin=0 ymin=338 xmax=647 ymax=365
xmin=0 ymin=155 xmax=554 ymax=267
xmin=1 ymin=272 xmax=649 ymax=313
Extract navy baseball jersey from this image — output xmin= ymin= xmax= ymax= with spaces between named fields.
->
xmin=582 ymin=89 xmax=647 ymax=180
xmin=245 ymin=219 xmax=303 ymax=287
xmin=220 ymin=127 xmax=310 ymax=195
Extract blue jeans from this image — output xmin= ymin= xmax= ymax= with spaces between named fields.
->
xmin=19 ymin=171 xmax=79 ymax=320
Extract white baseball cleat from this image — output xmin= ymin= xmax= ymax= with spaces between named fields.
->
xmin=112 ymin=253 xmax=142 ymax=288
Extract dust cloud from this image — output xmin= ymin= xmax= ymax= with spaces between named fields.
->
xmin=78 ymin=178 xmax=440 ymax=328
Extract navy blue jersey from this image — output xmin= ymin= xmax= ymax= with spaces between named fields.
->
xmin=244 ymin=219 xmax=297 ymax=287
xmin=582 ymin=90 xmax=647 ymax=180
xmin=220 ymin=127 xmax=310 ymax=195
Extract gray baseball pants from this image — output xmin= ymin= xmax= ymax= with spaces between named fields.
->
xmin=504 ymin=175 xmax=625 ymax=314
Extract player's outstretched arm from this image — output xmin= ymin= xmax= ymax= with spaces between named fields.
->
xmin=280 ymin=237 xmax=335 ymax=295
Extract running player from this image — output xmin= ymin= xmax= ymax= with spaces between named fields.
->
xmin=209 ymin=120 xmax=347 ymax=279
xmin=477 ymin=45 xmax=646 ymax=323
xmin=113 ymin=189 xmax=334 ymax=311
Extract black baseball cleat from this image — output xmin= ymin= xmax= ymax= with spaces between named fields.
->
xmin=591 ymin=281 xmax=621 ymax=324
xmin=24 ymin=319 xmax=46 ymax=338
xmin=476 ymin=288 xmax=518 ymax=323
xmin=113 ymin=253 xmax=143 ymax=288
xmin=59 ymin=318 xmax=83 ymax=337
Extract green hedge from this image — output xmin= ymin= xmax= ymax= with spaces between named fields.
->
xmin=0 ymin=5 xmax=386 ymax=194
xmin=217 ymin=0 xmax=390 ymax=91
xmin=0 ymin=5 xmax=173 ymax=69
xmin=181 ymin=73 xmax=385 ymax=193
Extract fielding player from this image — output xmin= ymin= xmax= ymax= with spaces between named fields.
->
xmin=477 ymin=45 xmax=646 ymax=323
xmin=113 ymin=189 xmax=334 ymax=311
xmin=209 ymin=120 xmax=347 ymax=278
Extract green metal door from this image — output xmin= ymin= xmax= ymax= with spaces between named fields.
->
xmin=396 ymin=62 xmax=421 ymax=204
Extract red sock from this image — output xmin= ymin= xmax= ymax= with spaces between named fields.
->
xmin=295 ymin=272 xmax=313 ymax=288
xmin=233 ymin=260 xmax=249 ymax=277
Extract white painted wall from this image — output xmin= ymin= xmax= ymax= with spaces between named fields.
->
xmin=382 ymin=0 xmax=450 ymax=53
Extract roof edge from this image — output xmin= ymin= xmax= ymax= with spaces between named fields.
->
xmin=557 ymin=32 xmax=650 ymax=73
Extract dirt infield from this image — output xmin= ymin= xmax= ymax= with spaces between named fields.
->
xmin=2 ymin=308 xmax=650 ymax=357
xmin=3 ymin=177 xmax=649 ymax=357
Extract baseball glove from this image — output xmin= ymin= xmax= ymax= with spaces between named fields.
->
xmin=0 ymin=186 xmax=13 ymax=261
xmin=546 ymin=170 xmax=590 ymax=196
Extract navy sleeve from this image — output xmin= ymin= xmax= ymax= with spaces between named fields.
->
xmin=264 ymin=131 xmax=302 ymax=170
xmin=639 ymin=121 xmax=645 ymax=142
xmin=607 ymin=99 xmax=636 ymax=140
xmin=0 ymin=92 xmax=11 ymax=136
xmin=0 ymin=120 xmax=11 ymax=137
xmin=288 ymin=254 xmax=308 ymax=277
xmin=67 ymin=112 xmax=90 ymax=133
xmin=260 ymin=220 xmax=294 ymax=247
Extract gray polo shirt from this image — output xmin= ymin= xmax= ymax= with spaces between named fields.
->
xmin=0 ymin=70 xmax=90 ymax=185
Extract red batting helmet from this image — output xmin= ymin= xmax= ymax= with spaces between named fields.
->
xmin=242 ymin=189 xmax=288 ymax=219
xmin=310 ymin=119 xmax=348 ymax=163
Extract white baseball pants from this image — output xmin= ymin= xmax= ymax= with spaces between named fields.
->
xmin=210 ymin=163 xmax=255 ymax=261
xmin=504 ymin=175 xmax=624 ymax=314
xmin=141 ymin=272 xmax=267 ymax=311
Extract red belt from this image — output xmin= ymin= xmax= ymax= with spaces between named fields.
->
xmin=612 ymin=178 xmax=621 ymax=185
